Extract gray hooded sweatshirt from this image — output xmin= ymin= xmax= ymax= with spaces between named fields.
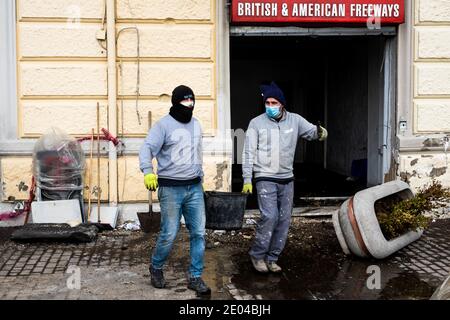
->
xmin=242 ymin=111 xmax=319 ymax=184
xmin=139 ymin=115 xmax=203 ymax=181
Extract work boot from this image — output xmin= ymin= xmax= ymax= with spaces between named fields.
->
xmin=250 ymin=256 xmax=269 ymax=273
xmin=188 ymin=276 xmax=211 ymax=296
xmin=266 ymin=261 xmax=282 ymax=273
xmin=150 ymin=265 xmax=166 ymax=289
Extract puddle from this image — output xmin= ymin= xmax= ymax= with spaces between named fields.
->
xmin=226 ymin=220 xmax=444 ymax=300
xmin=378 ymin=272 xmax=436 ymax=300
xmin=230 ymin=250 xmax=437 ymax=300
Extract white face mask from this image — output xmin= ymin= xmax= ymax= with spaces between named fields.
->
xmin=180 ymin=100 xmax=195 ymax=108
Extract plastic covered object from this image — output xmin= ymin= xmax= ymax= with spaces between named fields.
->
xmin=32 ymin=127 xmax=85 ymax=192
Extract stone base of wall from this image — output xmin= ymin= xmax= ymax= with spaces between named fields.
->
xmin=399 ymin=152 xmax=450 ymax=192
xmin=0 ymin=155 xmax=231 ymax=202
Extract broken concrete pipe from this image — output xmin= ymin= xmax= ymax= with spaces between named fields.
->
xmin=332 ymin=181 xmax=423 ymax=259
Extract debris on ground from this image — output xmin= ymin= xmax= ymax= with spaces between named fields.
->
xmin=0 ymin=218 xmax=448 ymax=300
xmin=118 ymin=221 xmax=141 ymax=231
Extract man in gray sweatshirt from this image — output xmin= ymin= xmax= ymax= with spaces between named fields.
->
xmin=139 ymin=85 xmax=210 ymax=296
xmin=242 ymin=82 xmax=328 ymax=273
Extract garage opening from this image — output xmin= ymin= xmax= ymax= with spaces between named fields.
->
xmin=230 ymin=32 xmax=397 ymax=209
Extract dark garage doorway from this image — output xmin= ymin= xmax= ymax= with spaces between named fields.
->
xmin=230 ymin=33 xmax=397 ymax=209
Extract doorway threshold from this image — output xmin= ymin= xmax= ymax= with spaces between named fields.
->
xmin=298 ymin=196 xmax=350 ymax=207
xmin=245 ymin=205 xmax=339 ymax=220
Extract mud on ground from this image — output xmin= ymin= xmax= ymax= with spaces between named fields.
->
xmin=0 ymin=218 xmax=448 ymax=300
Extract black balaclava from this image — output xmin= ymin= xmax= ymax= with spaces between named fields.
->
xmin=169 ymin=85 xmax=195 ymax=123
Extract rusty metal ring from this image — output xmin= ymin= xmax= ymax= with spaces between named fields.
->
xmin=348 ymin=196 xmax=372 ymax=257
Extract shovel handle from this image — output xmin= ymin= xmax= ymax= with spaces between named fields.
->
xmin=87 ymin=128 xmax=94 ymax=221
xmin=97 ymin=102 xmax=101 ymax=223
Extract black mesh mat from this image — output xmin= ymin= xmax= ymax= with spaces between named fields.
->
xmin=10 ymin=224 xmax=98 ymax=243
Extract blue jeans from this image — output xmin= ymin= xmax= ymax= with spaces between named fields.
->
xmin=152 ymin=183 xmax=206 ymax=278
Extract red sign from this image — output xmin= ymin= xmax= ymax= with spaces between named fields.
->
xmin=231 ymin=0 xmax=405 ymax=25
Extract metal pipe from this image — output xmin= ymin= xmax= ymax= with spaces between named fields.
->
xmin=106 ymin=0 xmax=118 ymax=206
xmin=116 ymin=27 xmax=142 ymax=126
xmin=97 ymin=103 xmax=102 ymax=222
xmin=87 ymin=128 xmax=94 ymax=221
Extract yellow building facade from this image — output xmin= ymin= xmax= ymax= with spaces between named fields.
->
xmin=1 ymin=0 xmax=450 ymax=220
xmin=1 ymin=0 xmax=231 ymax=210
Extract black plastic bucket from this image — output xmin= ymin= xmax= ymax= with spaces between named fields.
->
xmin=204 ymin=191 xmax=248 ymax=230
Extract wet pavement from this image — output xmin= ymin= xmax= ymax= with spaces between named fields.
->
xmin=216 ymin=219 xmax=449 ymax=300
xmin=0 ymin=218 xmax=448 ymax=300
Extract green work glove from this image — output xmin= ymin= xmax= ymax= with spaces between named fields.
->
xmin=318 ymin=126 xmax=328 ymax=142
xmin=242 ymin=183 xmax=253 ymax=194
xmin=144 ymin=173 xmax=158 ymax=191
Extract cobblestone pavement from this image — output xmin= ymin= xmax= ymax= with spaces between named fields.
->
xmin=0 ymin=218 xmax=448 ymax=300
xmin=0 ymin=228 xmax=233 ymax=300
xmin=392 ymin=221 xmax=450 ymax=279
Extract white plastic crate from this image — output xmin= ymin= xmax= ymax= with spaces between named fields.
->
xmin=89 ymin=206 xmax=119 ymax=229
xmin=31 ymin=200 xmax=83 ymax=225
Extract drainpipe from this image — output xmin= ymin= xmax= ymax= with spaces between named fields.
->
xmin=106 ymin=0 xmax=118 ymax=206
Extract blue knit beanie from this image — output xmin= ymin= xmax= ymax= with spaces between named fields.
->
xmin=260 ymin=81 xmax=286 ymax=106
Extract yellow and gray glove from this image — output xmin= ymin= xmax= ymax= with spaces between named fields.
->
xmin=144 ymin=173 xmax=158 ymax=191
xmin=318 ymin=126 xmax=328 ymax=142
xmin=242 ymin=183 xmax=253 ymax=194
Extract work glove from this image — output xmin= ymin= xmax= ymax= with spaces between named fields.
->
xmin=144 ymin=173 xmax=158 ymax=191
xmin=200 ymin=177 xmax=205 ymax=192
xmin=242 ymin=183 xmax=253 ymax=194
xmin=318 ymin=126 xmax=328 ymax=142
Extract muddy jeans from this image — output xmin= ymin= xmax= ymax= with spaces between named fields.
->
xmin=249 ymin=180 xmax=294 ymax=262
xmin=152 ymin=183 xmax=206 ymax=278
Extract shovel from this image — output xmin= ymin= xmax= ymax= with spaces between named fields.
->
xmin=137 ymin=111 xmax=161 ymax=233
xmin=137 ymin=191 xmax=160 ymax=233
xmin=87 ymin=102 xmax=116 ymax=231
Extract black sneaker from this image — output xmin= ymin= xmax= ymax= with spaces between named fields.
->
xmin=150 ymin=265 xmax=165 ymax=289
xmin=188 ymin=277 xmax=211 ymax=296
